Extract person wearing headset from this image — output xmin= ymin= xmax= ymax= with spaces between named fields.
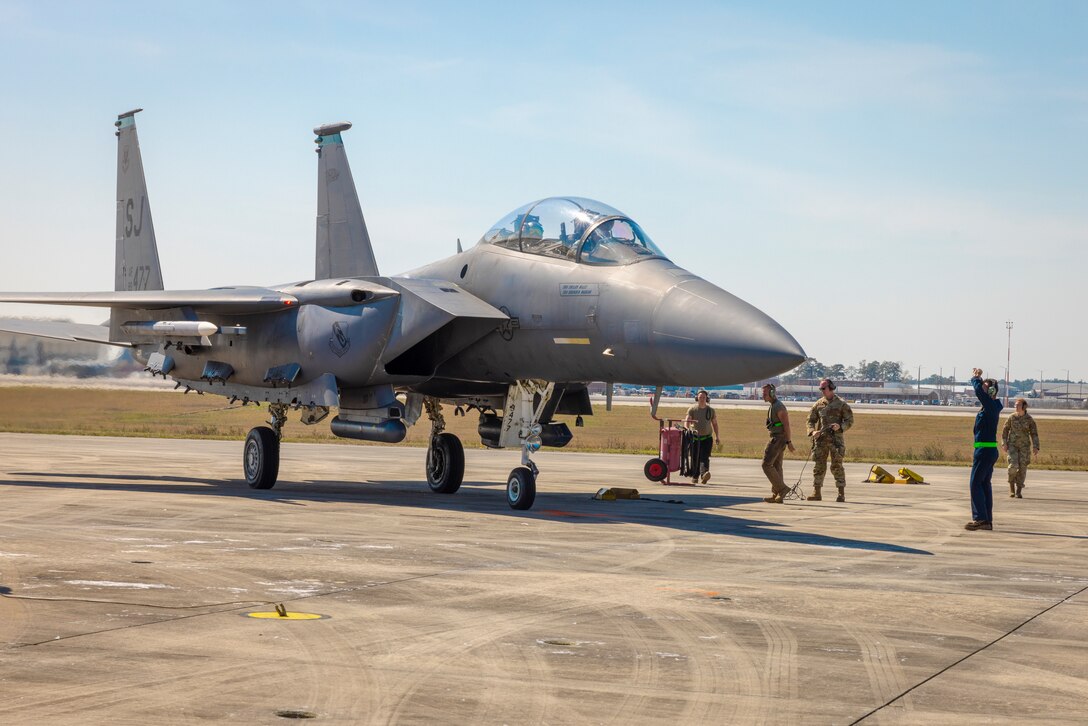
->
xmin=966 ymin=368 xmax=1004 ymax=530
xmin=806 ymin=378 xmax=854 ymax=502
xmin=684 ymin=389 xmax=720 ymax=484
xmin=760 ymin=383 xmax=796 ymax=503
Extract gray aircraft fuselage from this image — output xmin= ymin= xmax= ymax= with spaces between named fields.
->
xmin=129 ymin=245 xmax=803 ymax=396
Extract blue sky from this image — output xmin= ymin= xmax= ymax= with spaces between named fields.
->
xmin=1 ymin=1 xmax=1085 ymax=382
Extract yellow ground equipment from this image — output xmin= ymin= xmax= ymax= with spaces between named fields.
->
xmin=594 ymin=487 xmax=641 ymax=500
xmin=866 ymin=465 xmax=896 ymax=483
xmin=897 ymin=467 xmax=925 ymax=484
xmin=864 ymin=465 xmax=927 ymax=484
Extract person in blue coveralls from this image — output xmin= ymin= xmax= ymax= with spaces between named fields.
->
xmin=966 ymin=367 xmax=1003 ymax=531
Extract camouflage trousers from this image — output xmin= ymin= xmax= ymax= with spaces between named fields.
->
xmin=762 ymin=435 xmax=789 ymax=495
xmin=812 ymin=436 xmax=846 ymax=488
xmin=1007 ymin=443 xmax=1032 ymax=488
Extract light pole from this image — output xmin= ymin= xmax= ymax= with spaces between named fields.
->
xmin=1005 ymin=321 xmax=1013 ymax=407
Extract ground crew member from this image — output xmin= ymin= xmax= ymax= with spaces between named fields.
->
xmin=761 ymin=384 xmax=796 ymax=503
xmin=806 ymin=379 xmax=853 ymax=502
xmin=684 ymin=389 xmax=720 ymax=484
xmin=966 ymin=368 xmax=1003 ymax=531
xmin=1001 ymin=397 xmax=1040 ymax=499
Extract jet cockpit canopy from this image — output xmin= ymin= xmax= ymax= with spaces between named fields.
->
xmin=478 ymin=196 xmax=667 ymax=265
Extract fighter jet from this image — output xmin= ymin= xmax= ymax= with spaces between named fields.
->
xmin=0 ymin=110 xmax=806 ymax=509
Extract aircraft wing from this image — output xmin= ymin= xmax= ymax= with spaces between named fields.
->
xmin=0 ymin=318 xmax=131 ymax=347
xmin=0 ymin=289 xmax=299 ymax=314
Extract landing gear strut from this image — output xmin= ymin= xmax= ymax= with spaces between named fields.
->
xmin=424 ymin=397 xmax=464 ymax=494
xmin=501 ymin=380 xmax=554 ymax=511
xmin=244 ymin=403 xmax=286 ymax=490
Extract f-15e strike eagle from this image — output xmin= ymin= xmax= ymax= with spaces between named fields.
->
xmin=0 ymin=109 xmax=805 ymax=509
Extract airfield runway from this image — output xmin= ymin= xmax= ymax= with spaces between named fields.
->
xmin=1 ymin=433 xmax=1086 ymax=724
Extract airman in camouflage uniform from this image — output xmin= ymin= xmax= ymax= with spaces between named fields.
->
xmin=761 ymin=383 xmax=796 ymax=504
xmin=806 ymin=379 xmax=854 ymax=502
xmin=1001 ymin=397 xmax=1040 ymax=498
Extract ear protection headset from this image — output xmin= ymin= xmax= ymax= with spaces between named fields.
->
xmin=822 ymin=379 xmax=836 ymax=391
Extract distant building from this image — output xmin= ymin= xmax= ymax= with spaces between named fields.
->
xmin=0 ymin=325 xmax=113 ymax=376
xmin=1034 ymin=381 xmax=1088 ymax=403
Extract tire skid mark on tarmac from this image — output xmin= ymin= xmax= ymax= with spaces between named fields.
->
xmin=845 ymin=624 xmax=912 ymax=715
xmin=599 ymin=526 xmax=679 ymax=575
xmin=563 ymin=524 xmax=765 ymax=722
xmin=0 ymin=555 xmax=31 ymax=648
xmin=685 ymin=613 xmax=767 ymax=723
xmin=272 ymin=613 xmax=380 ymax=721
xmin=758 ymin=619 xmax=799 ymax=725
xmin=0 ymin=660 xmax=272 ymax=720
xmin=375 ymin=526 xmax=687 ymax=721
xmin=600 ymin=602 xmax=665 ymax=723
xmin=379 ymin=594 xmax=574 ymax=723
xmin=650 ymin=602 xmax=742 ymax=724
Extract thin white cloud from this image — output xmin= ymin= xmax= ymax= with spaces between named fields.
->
xmin=704 ymin=39 xmax=997 ymax=111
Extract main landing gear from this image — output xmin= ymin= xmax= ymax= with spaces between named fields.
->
xmin=421 ymin=382 xmax=552 ymax=510
xmin=244 ymin=403 xmax=286 ymax=489
xmin=423 ymin=397 xmax=464 ymax=494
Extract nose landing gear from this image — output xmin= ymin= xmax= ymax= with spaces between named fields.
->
xmin=507 ymin=465 xmax=536 ymax=510
xmin=500 ymin=380 xmax=554 ymax=510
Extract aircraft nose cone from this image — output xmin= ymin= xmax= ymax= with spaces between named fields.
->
xmin=651 ymin=279 xmax=805 ymax=385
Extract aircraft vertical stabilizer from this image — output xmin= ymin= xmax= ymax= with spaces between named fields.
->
xmin=114 ymin=109 xmax=164 ymax=293
xmin=314 ymin=122 xmax=379 ymax=279
xmin=111 ymin=109 xmax=166 ymax=342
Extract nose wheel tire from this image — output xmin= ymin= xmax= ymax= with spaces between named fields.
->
xmin=426 ymin=432 xmax=464 ymax=494
xmin=244 ymin=426 xmax=280 ymax=490
xmin=507 ymin=466 xmax=536 ymax=510
xmin=643 ymin=457 xmax=668 ymax=482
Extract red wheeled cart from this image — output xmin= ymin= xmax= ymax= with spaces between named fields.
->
xmin=643 ymin=403 xmax=693 ymax=486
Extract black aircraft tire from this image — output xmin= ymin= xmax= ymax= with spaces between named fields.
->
xmin=426 ymin=432 xmax=464 ymax=494
xmin=507 ymin=466 xmax=536 ymax=510
xmin=644 ymin=457 xmax=668 ymax=482
xmin=244 ymin=426 xmax=280 ymax=490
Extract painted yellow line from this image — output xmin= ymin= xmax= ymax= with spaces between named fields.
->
xmin=553 ymin=337 xmax=591 ymax=345
xmin=245 ymin=611 xmax=326 ymax=620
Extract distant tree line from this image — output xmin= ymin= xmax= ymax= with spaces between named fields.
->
xmin=781 ymin=359 xmax=1083 ymax=388
xmin=781 ymin=359 xmax=908 ymax=383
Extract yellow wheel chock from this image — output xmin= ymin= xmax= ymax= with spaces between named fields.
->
xmin=594 ymin=487 xmax=641 ymax=500
xmin=898 ymin=467 xmax=925 ymax=484
xmin=866 ymin=465 xmax=896 ymax=483
xmin=864 ymin=465 xmax=927 ymax=485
